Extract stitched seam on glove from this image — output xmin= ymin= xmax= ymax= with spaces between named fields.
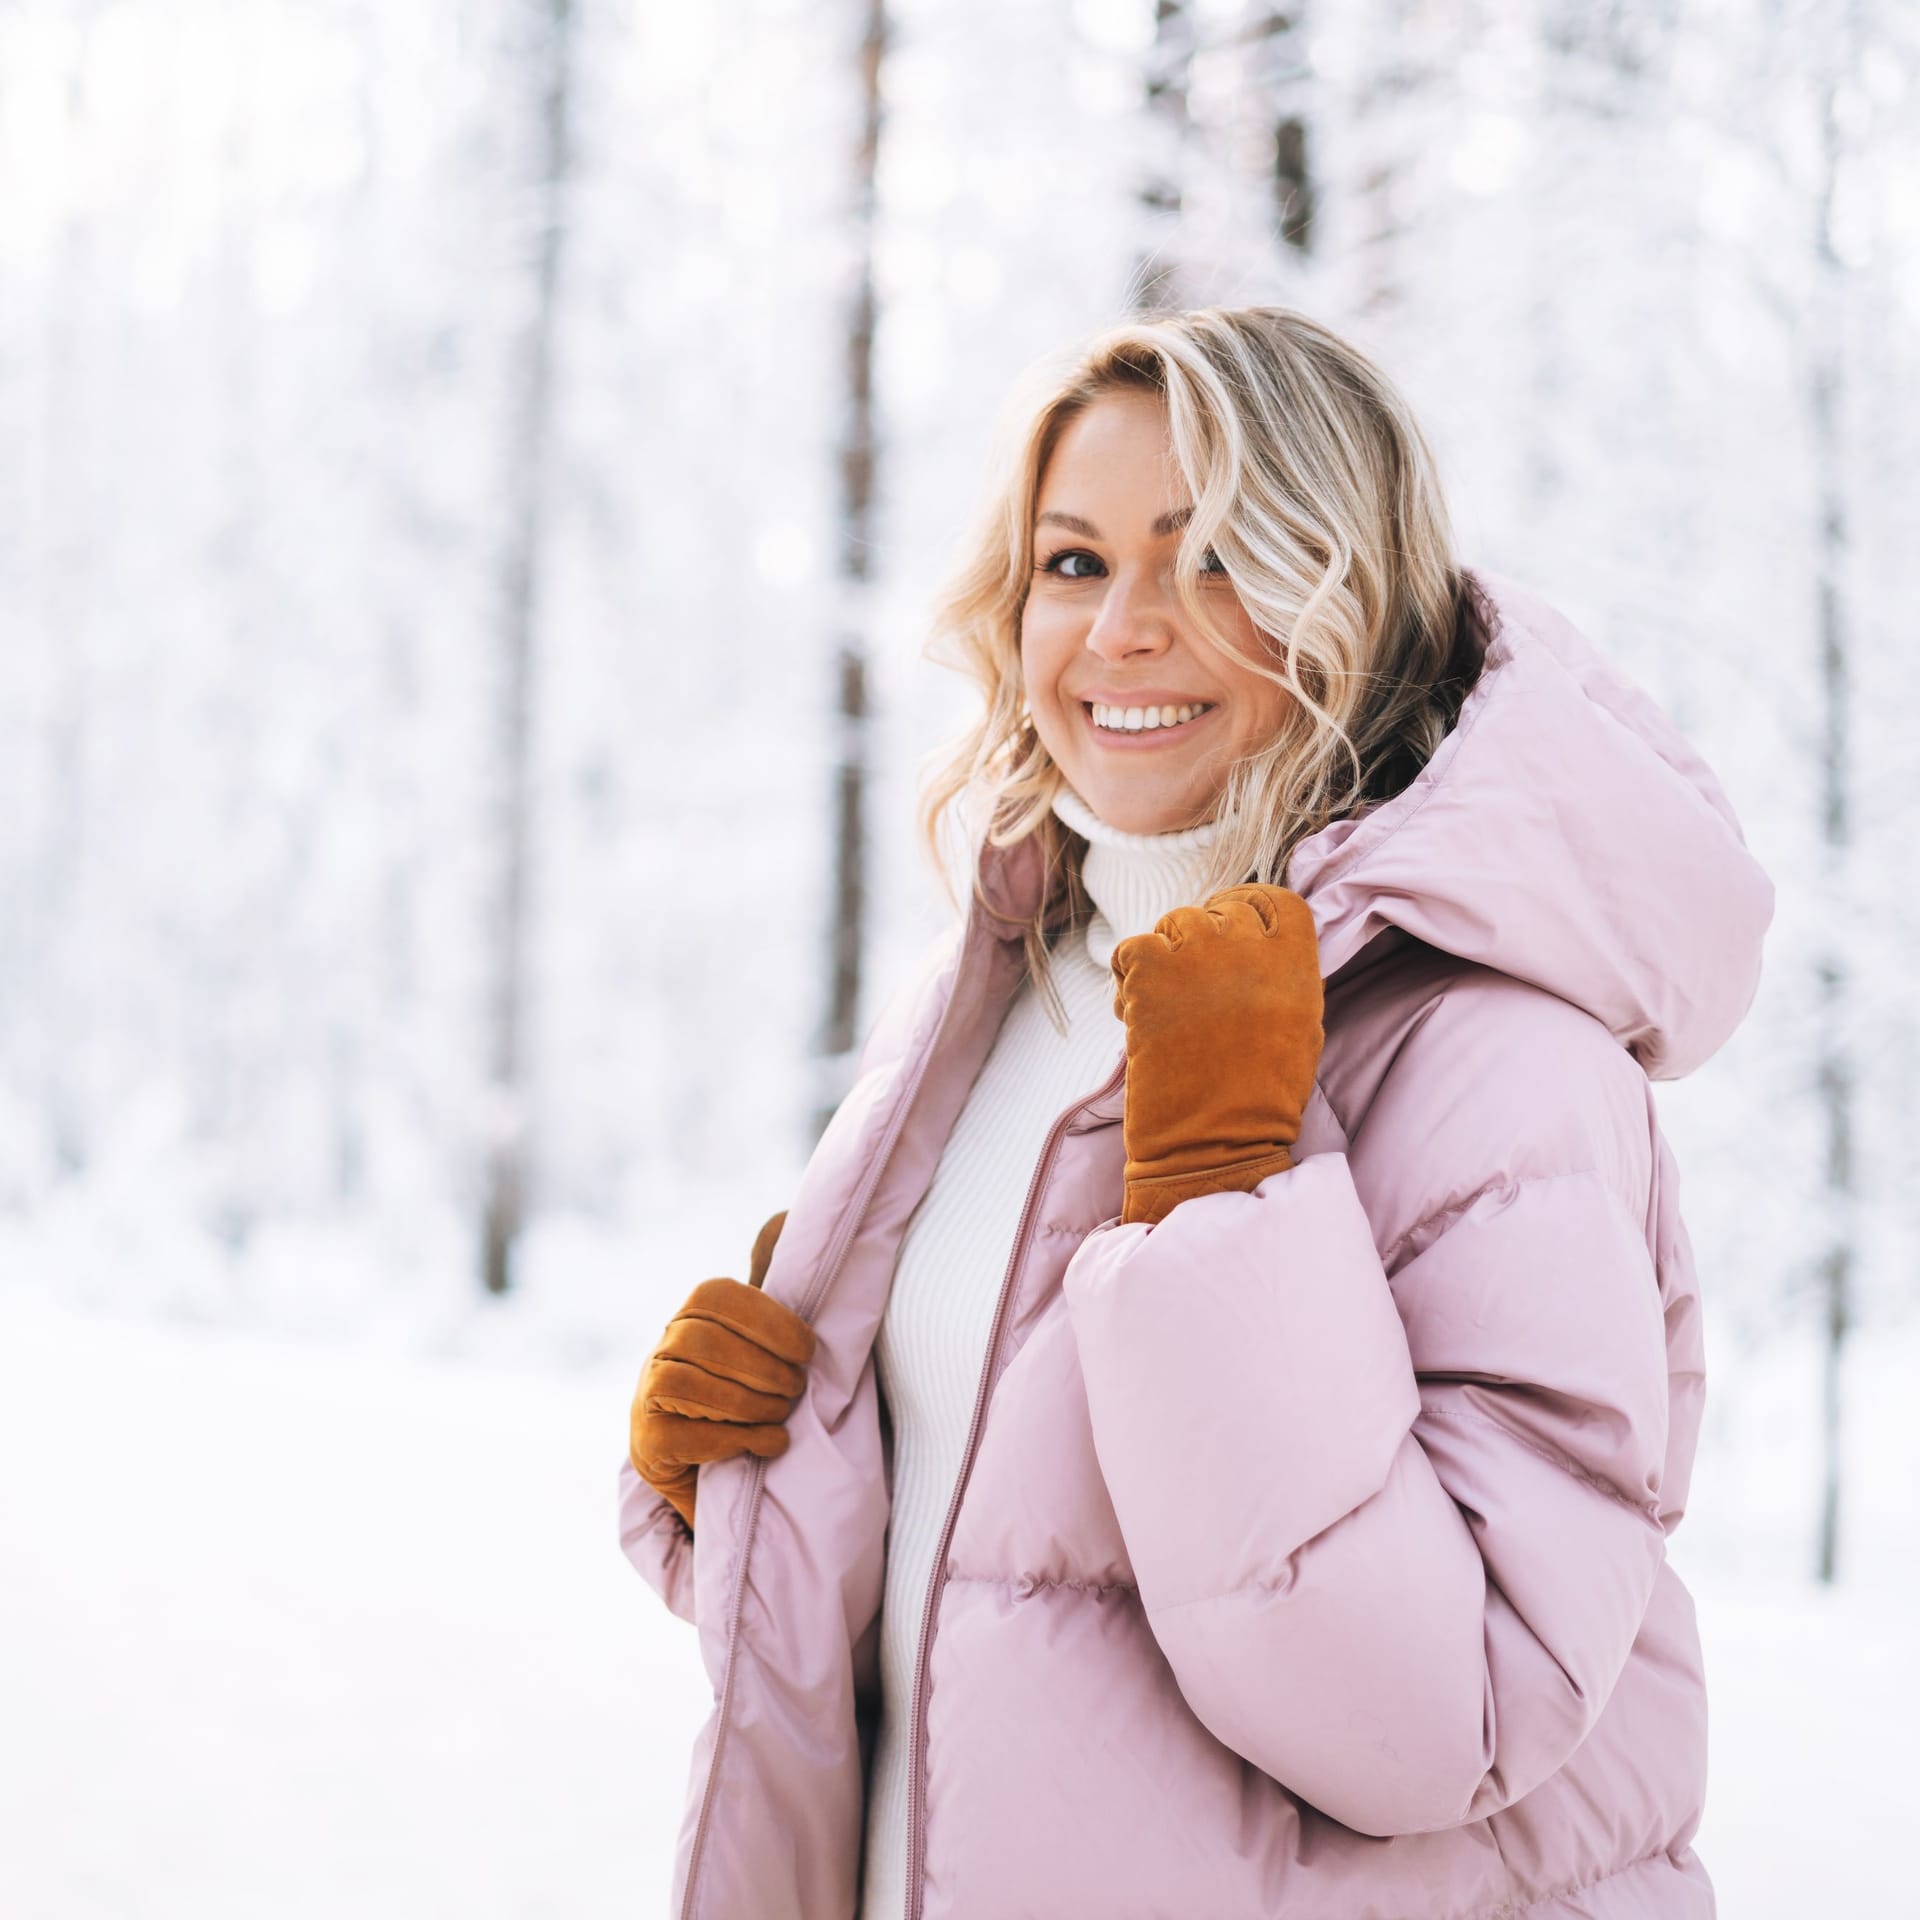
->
xmin=1123 ymin=1148 xmax=1295 ymax=1225
xmin=1127 ymin=1148 xmax=1295 ymax=1193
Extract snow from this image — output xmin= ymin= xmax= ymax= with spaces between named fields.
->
xmin=0 ymin=1299 xmax=707 ymax=1920
xmin=1684 ymin=1582 xmax=1916 ymax=1913
xmin=2 ymin=1294 xmax=1913 ymax=1916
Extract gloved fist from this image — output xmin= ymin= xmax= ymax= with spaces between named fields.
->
xmin=628 ymin=1209 xmax=815 ymax=1534
xmin=1110 ymin=883 xmax=1324 ymax=1227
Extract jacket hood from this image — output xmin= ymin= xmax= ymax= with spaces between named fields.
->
xmin=980 ymin=566 xmax=1775 ymax=1081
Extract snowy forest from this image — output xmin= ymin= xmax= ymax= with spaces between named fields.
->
xmin=2 ymin=0 xmax=1916 ymax=1913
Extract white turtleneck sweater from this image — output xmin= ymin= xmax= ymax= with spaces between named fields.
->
xmin=857 ymin=783 xmax=1230 ymax=1919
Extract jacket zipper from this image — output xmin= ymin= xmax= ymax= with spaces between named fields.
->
xmin=903 ymin=1048 xmax=1128 ymax=1920
xmin=678 ymin=913 xmax=991 ymax=1920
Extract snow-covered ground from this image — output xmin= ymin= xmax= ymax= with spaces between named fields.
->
xmin=1 ymin=1296 xmax=1913 ymax=1917
xmin=0 ymin=1300 xmax=708 ymax=1919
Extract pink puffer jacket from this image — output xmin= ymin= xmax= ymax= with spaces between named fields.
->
xmin=617 ymin=568 xmax=1775 ymax=1919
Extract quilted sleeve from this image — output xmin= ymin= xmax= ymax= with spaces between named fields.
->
xmin=1061 ymin=1130 xmax=1672 ymax=1837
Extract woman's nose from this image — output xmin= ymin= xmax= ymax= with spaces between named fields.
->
xmin=1083 ymin=567 xmax=1175 ymax=661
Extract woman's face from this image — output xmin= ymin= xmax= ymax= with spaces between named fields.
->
xmin=1019 ymin=388 xmax=1291 ymax=836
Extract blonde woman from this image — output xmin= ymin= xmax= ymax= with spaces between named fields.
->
xmin=622 ymin=306 xmax=1773 ymax=1919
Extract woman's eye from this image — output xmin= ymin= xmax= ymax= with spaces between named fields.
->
xmin=1040 ymin=548 xmax=1104 ymax=580
xmin=1199 ymin=547 xmax=1226 ymax=575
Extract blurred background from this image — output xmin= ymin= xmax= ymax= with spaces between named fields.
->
xmin=1 ymin=0 xmax=1916 ymax=1912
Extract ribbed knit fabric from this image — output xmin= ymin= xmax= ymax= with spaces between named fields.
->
xmin=858 ymin=783 xmax=1234 ymax=1919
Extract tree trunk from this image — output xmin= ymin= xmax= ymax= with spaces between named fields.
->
xmin=1245 ymin=4 xmax=1314 ymax=257
xmin=36 ymin=10 xmax=102 ymax=1180
xmin=1807 ymin=8 xmax=1857 ymax=1586
xmin=482 ymin=0 xmax=575 ymax=1296
xmin=1352 ymin=0 xmax=1408 ymax=321
xmin=811 ymin=0 xmax=887 ymax=1145
xmin=1135 ymin=0 xmax=1196 ymax=310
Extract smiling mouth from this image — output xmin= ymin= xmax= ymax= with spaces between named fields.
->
xmin=1081 ymin=700 xmax=1217 ymax=738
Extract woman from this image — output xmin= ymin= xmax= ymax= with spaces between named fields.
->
xmin=620 ymin=306 xmax=1774 ymax=1919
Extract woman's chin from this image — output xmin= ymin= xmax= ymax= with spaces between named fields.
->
xmin=1071 ymin=775 xmax=1214 ymax=837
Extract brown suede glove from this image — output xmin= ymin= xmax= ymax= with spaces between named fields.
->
xmin=1109 ymin=883 xmax=1324 ymax=1228
xmin=628 ymin=1209 xmax=815 ymax=1534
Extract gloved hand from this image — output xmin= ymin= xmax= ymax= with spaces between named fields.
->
xmin=1109 ymin=883 xmax=1324 ymax=1227
xmin=628 ymin=1208 xmax=815 ymax=1534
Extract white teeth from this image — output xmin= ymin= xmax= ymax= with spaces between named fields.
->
xmin=1089 ymin=702 xmax=1211 ymax=732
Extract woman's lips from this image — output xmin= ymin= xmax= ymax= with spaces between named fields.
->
xmin=1080 ymin=700 xmax=1218 ymax=749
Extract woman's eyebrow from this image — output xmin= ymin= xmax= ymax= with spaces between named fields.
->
xmin=1035 ymin=507 xmax=1194 ymax=537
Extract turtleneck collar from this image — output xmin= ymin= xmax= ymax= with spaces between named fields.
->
xmin=1049 ymin=782 xmax=1236 ymax=969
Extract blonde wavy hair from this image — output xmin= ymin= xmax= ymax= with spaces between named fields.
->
xmin=915 ymin=304 xmax=1490 ymax=1031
